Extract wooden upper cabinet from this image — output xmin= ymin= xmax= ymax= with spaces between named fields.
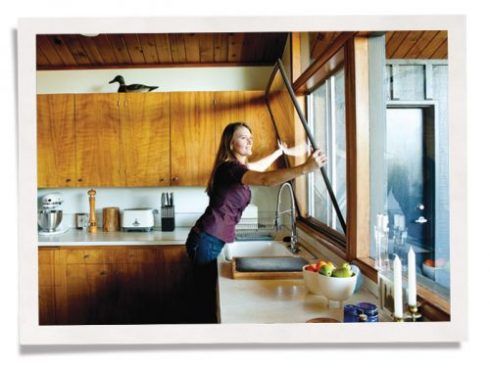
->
xmin=214 ymin=91 xmax=281 ymax=170
xmin=170 ymin=92 xmax=216 ymax=186
xmin=75 ymin=94 xmax=125 ymax=186
xmin=244 ymin=91 xmax=281 ymax=170
xmin=119 ymin=94 xmax=170 ymax=186
xmin=38 ymin=91 xmax=279 ymax=188
xmin=37 ymin=95 xmax=76 ymax=187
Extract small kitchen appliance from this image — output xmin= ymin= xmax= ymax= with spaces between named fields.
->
xmin=38 ymin=193 xmax=68 ymax=235
xmin=121 ymin=208 xmax=155 ymax=232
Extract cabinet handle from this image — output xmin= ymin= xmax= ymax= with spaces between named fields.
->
xmin=78 ymin=178 xmax=83 ymax=182
xmin=159 ymin=178 xmax=168 ymax=183
xmin=171 ymin=177 xmax=179 ymax=182
xmin=65 ymin=178 xmax=71 ymax=183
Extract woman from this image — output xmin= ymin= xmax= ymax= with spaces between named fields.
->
xmin=185 ymin=122 xmax=327 ymax=323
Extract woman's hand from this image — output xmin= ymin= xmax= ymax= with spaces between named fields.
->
xmin=304 ymin=149 xmax=327 ymax=172
xmin=278 ymin=140 xmax=308 ymax=157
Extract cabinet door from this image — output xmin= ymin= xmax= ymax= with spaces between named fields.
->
xmin=39 ymin=246 xmax=193 ymax=325
xmin=245 ymin=91 xmax=281 ymax=170
xmin=170 ymin=92 xmax=216 ymax=186
xmin=37 ymin=95 xmax=76 ymax=187
xmin=119 ymin=94 xmax=170 ymax=186
xmin=214 ymin=91 xmax=281 ymax=170
xmin=38 ymin=248 xmax=57 ymax=325
xmin=75 ymin=94 xmax=125 ymax=186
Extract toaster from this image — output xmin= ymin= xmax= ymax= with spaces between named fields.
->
xmin=121 ymin=208 xmax=155 ymax=232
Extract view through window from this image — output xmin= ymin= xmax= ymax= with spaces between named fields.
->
xmin=371 ymin=31 xmax=450 ymax=300
xmin=306 ymin=67 xmax=347 ymax=235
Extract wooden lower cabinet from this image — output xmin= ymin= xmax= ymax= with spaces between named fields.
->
xmin=38 ymin=245 xmax=194 ymax=325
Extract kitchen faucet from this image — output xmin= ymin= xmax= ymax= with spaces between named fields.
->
xmin=275 ymin=182 xmax=299 ymax=254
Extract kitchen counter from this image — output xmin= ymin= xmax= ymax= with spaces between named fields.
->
xmin=39 ymin=230 xmax=386 ymax=324
xmin=37 ymin=227 xmax=191 ymax=246
xmin=217 ymin=253 xmax=385 ymax=324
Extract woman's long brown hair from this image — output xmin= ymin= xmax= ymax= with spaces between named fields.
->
xmin=205 ymin=122 xmax=252 ymax=195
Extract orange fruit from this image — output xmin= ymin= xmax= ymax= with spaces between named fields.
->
xmin=424 ymin=259 xmax=435 ymax=267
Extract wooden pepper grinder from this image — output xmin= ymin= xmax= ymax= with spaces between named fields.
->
xmin=87 ymin=188 xmax=97 ymax=233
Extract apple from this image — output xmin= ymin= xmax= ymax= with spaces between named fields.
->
xmin=332 ymin=267 xmax=353 ymax=278
xmin=332 ymin=263 xmax=353 ymax=278
xmin=316 ymin=260 xmax=328 ymax=269
xmin=308 ymin=263 xmax=319 ymax=272
xmin=318 ymin=261 xmax=336 ymax=276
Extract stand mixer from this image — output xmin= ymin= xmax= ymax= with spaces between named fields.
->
xmin=38 ymin=193 xmax=68 ymax=235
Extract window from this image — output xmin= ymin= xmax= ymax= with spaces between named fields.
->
xmin=290 ymin=32 xmax=451 ymax=318
xmin=371 ymin=58 xmax=450 ymax=302
xmin=306 ymin=66 xmax=347 ymax=235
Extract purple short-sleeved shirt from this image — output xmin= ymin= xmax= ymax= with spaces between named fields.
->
xmin=196 ymin=160 xmax=251 ymax=243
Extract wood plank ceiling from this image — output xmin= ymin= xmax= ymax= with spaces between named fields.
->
xmin=37 ymin=31 xmax=449 ymax=70
xmin=36 ymin=33 xmax=289 ymax=70
xmin=309 ymin=31 xmax=448 ymax=60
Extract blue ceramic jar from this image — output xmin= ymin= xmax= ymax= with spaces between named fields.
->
xmin=344 ymin=302 xmax=379 ymax=322
xmin=357 ymin=302 xmax=378 ymax=322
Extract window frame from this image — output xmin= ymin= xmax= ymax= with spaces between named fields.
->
xmin=304 ymin=67 xmax=348 ymax=241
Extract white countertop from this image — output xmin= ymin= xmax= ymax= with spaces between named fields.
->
xmin=217 ymin=253 xmax=384 ymax=324
xmin=37 ymin=227 xmax=191 ymax=246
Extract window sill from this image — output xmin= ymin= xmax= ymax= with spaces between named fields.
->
xmin=356 ymin=257 xmax=450 ymax=320
xmin=297 ymin=220 xmax=346 ymax=260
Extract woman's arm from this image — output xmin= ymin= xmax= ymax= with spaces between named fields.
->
xmin=247 ymin=141 xmax=309 ymax=172
xmin=242 ymin=149 xmax=327 ymax=186
xmin=247 ymin=148 xmax=283 ymax=172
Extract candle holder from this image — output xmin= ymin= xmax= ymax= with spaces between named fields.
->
xmin=393 ymin=315 xmax=404 ymax=322
xmin=404 ymin=303 xmax=422 ymax=322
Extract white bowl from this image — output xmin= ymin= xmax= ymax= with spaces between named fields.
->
xmin=302 ymin=265 xmax=322 ymax=295
xmin=317 ymin=272 xmax=357 ymax=302
xmin=422 ymin=263 xmax=443 ymax=279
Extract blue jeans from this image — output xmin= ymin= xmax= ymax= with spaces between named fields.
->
xmin=185 ymin=228 xmax=225 ymax=323
xmin=185 ymin=229 xmax=225 ymax=265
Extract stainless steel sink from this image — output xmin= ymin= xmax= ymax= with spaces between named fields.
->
xmin=224 ymin=241 xmax=293 ymax=259
xmin=222 ymin=241 xmax=317 ymax=279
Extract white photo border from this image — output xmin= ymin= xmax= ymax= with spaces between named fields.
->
xmin=18 ymin=15 xmax=467 ymax=345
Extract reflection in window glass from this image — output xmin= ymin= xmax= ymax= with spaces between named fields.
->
xmin=307 ymin=68 xmax=347 ymax=234
xmin=373 ymin=61 xmax=450 ymax=297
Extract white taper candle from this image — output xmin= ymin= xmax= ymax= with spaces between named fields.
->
xmin=408 ymin=246 xmax=417 ymax=306
xmin=393 ymin=255 xmax=403 ymax=319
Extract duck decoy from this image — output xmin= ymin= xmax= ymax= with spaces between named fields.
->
xmin=109 ymin=75 xmax=159 ymax=93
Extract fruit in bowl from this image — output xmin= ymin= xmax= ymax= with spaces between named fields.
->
xmin=319 ymin=261 xmax=336 ymax=276
xmin=302 ymin=264 xmax=322 ymax=295
xmin=317 ymin=262 xmax=357 ymax=303
xmin=332 ymin=263 xmax=353 ymax=278
xmin=422 ymin=259 xmax=446 ymax=279
xmin=302 ymin=260 xmax=333 ymax=295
